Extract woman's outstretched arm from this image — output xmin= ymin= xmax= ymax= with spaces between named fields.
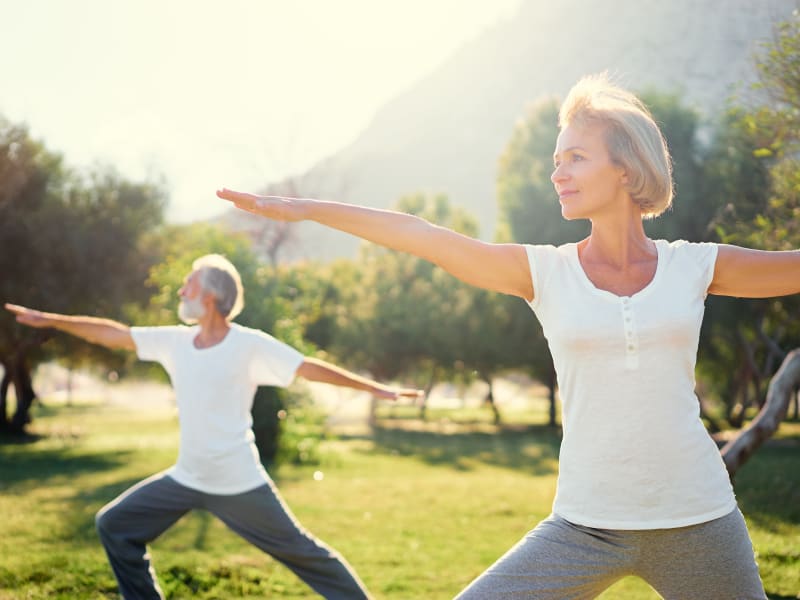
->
xmin=710 ymin=245 xmax=800 ymax=298
xmin=216 ymin=188 xmax=534 ymax=300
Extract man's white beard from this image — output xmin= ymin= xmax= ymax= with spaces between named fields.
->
xmin=178 ymin=296 xmax=206 ymax=324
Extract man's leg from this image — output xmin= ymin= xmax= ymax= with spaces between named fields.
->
xmin=95 ymin=473 xmax=200 ymax=600
xmin=455 ymin=514 xmax=632 ymax=599
xmin=207 ymin=481 xmax=371 ymax=600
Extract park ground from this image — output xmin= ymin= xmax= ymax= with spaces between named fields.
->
xmin=0 ymin=370 xmax=798 ymax=599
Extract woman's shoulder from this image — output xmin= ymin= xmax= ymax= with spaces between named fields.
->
xmin=658 ymin=239 xmax=719 ymax=270
xmin=524 ymin=241 xmax=578 ymax=255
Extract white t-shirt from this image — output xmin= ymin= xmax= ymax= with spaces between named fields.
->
xmin=130 ymin=323 xmax=305 ymax=494
xmin=526 ymin=239 xmax=736 ymax=529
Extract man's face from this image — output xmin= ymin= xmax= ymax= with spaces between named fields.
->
xmin=177 ymin=271 xmax=207 ymax=324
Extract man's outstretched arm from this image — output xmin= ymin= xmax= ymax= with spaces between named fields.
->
xmin=296 ymin=357 xmax=422 ymax=401
xmin=5 ymin=303 xmax=135 ymax=351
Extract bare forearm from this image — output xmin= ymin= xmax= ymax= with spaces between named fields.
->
xmin=300 ymin=198 xmax=443 ymax=257
xmin=217 ymin=188 xmax=534 ymax=297
xmin=298 ymin=198 xmax=531 ymax=296
xmin=297 ymin=357 xmax=393 ymax=395
xmin=42 ymin=313 xmax=133 ymax=350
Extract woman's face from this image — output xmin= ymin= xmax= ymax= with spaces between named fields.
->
xmin=551 ymin=121 xmax=629 ymax=221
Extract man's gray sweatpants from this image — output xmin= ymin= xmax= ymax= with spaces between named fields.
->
xmin=95 ymin=472 xmax=370 ymax=600
xmin=455 ymin=508 xmax=766 ymax=599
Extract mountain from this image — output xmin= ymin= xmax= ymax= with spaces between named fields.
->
xmin=222 ymin=0 xmax=797 ymax=262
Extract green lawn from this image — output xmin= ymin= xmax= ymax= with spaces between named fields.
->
xmin=0 ymin=401 xmax=798 ymax=599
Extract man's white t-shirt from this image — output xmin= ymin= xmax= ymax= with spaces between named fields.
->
xmin=130 ymin=323 xmax=304 ymax=495
xmin=526 ymin=239 xmax=736 ymax=529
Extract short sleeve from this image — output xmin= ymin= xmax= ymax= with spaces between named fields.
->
xmin=672 ymin=241 xmax=719 ymax=293
xmin=525 ymin=244 xmax=559 ymax=310
xmin=247 ymin=329 xmax=305 ymax=388
xmin=130 ymin=326 xmax=189 ymax=364
xmin=695 ymin=242 xmax=719 ymax=291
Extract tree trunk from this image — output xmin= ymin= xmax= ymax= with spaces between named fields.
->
xmin=721 ymin=348 xmax=800 ymax=478
xmin=418 ymin=372 xmax=436 ymax=421
xmin=481 ymin=374 xmax=501 ymax=425
xmin=10 ymin=359 xmax=36 ymax=432
xmin=0 ymin=366 xmax=9 ymax=430
xmin=697 ymin=394 xmax=724 ymax=434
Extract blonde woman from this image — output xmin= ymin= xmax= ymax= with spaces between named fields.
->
xmin=217 ymin=74 xmax=795 ymax=598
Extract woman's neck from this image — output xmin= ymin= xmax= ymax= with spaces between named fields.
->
xmin=581 ymin=209 xmax=653 ymax=268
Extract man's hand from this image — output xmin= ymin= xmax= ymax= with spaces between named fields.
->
xmin=5 ymin=304 xmax=52 ymax=328
xmin=373 ymin=386 xmax=426 ymax=402
xmin=4 ymin=303 xmax=135 ymax=350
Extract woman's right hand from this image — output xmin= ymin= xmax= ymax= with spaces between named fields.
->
xmin=216 ymin=188 xmax=309 ymax=222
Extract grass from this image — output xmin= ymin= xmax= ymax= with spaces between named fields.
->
xmin=0 ymin=400 xmax=798 ymax=599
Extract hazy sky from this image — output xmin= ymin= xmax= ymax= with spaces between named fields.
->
xmin=1 ymin=0 xmax=521 ymax=222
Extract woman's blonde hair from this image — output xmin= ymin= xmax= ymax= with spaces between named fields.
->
xmin=559 ymin=73 xmax=673 ymax=218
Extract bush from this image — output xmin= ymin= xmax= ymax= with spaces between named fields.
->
xmin=251 ymin=385 xmax=326 ymax=468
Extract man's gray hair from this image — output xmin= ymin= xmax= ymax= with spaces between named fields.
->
xmin=192 ymin=254 xmax=245 ymax=321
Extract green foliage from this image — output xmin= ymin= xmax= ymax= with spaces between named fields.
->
xmin=331 ymin=193 xmax=483 ymax=383
xmin=639 ymin=92 xmax=718 ymax=241
xmin=251 ymin=384 xmax=326 ymax=468
xmin=0 ymin=115 xmax=166 ymax=430
xmin=696 ymin=13 xmax=800 ymax=422
xmin=496 ymin=96 xmax=588 ymax=245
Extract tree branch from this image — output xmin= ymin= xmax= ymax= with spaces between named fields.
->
xmin=721 ymin=348 xmax=800 ymax=477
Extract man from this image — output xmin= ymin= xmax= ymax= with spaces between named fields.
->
xmin=5 ymin=253 xmax=421 ymax=600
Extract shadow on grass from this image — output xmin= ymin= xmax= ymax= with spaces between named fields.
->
xmin=0 ymin=445 xmax=134 ymax=489
xmin=734 ymin=444 xmax=800 ymax=530
xmin=362 ymin=422 xmax=561 ymax=475
xmin=58 ymin=477 xmax=219 ymax=549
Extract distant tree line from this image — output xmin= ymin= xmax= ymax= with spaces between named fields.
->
xmin=1 ymin=13 xmax=797 ymax=467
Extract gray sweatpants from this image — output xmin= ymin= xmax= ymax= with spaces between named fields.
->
xmin=95 ymin=473 xmax=370 ymax=599
xmin=456 ymin=509 xmax=766 ymax=599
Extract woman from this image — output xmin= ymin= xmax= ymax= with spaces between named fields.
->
xmin=217 ymin=74 xmax=795 ymax=598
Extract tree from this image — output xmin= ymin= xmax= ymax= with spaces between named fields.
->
xmin=721 ymin=349 xmax=800 ymax=477
xmin=496 ymin=97 xmax=589 ymax=246
xmin=329 ymin=193 xmax=493 ymax=421
xmin=699 ymin=11 xmax=800 ymax=428
xmin=0 ymin=116 xmax=165 ymax=432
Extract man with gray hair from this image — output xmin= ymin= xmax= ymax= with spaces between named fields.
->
xmin=6 ymin=254 xmax=421 ymax=600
